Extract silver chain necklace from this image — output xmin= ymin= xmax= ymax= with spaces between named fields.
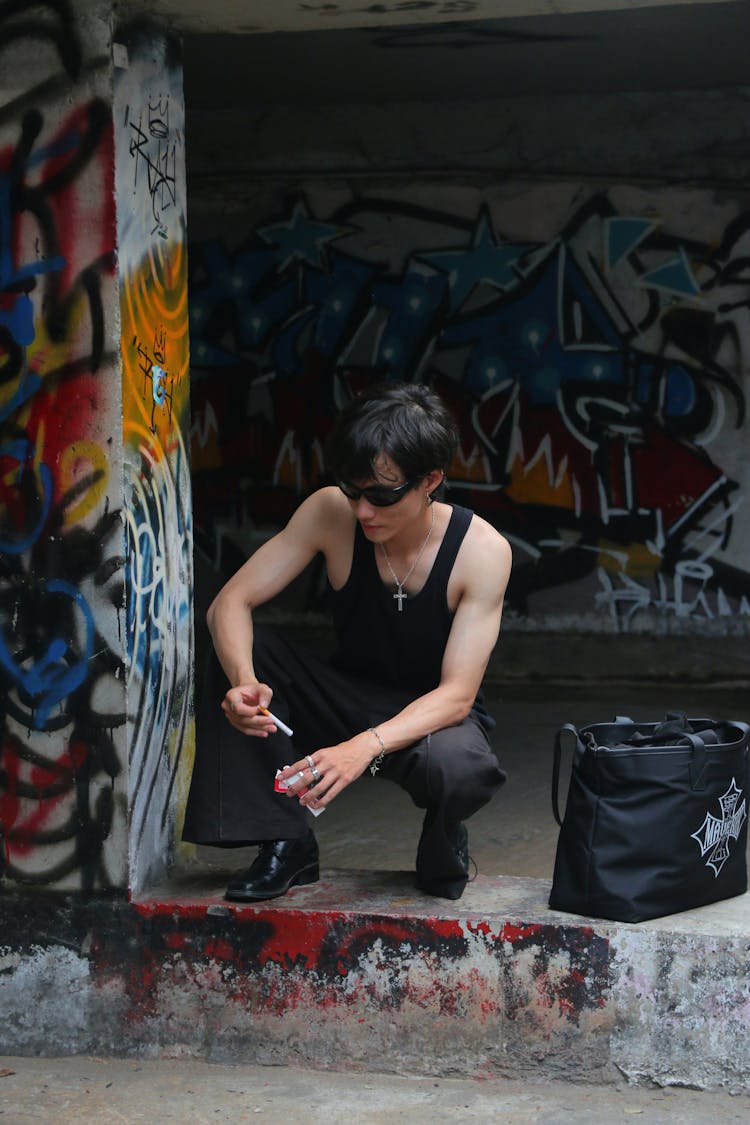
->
xmin=380 ymin=504 xmax=435 ymax=611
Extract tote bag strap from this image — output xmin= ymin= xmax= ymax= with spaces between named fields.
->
xmin=552 ymin=723 xmax=585 ymax=827
xmin=683 ymin=731 xmax=709 ymax=791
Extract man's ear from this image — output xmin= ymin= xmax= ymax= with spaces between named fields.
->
xmin=424 ymin=468 xmax=445 ymax=499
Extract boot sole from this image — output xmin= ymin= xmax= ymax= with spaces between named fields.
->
xmin=224 ymin=862 xmax=320 ymax=903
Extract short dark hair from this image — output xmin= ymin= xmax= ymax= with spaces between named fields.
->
xmin=325 ymin=382 xmax=458 ymax=483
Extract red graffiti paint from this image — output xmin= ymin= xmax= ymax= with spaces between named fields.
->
xmin=202 ymin=936 xmax=235 ymax=961
xmin=37 ymin=101 xmax=116 ymax=285
xmin=163 ymin=931 xmax=190 ymax=951
xmin=131 ymin=901 xmax=211 ymax=921
xmin=0 ymin=734 xmax=95 ymax=859
xmin=501 ymin=922 xmax=544 ymax=944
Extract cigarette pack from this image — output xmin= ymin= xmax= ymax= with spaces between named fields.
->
xmin=274 ymin=769 xmax=325 ymax=815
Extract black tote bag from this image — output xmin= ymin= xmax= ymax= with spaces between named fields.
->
xmin=549 ymin=712 xmax=749 ymax=923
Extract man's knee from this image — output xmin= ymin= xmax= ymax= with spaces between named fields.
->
xmin=397 ymin=722 xmax=505 ymax=813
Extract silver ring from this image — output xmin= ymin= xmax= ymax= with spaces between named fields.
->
xmin=305 ymin=755 xmax=315 ymax=771
xmin=310 ymin=764 xmax=321 ymax=782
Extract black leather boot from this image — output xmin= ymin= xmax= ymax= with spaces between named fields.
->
xmin=225 ymin=831 xmax=319 ymax=902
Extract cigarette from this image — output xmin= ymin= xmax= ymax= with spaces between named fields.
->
xmin=259 ymin=707 xmax=293 ymax=738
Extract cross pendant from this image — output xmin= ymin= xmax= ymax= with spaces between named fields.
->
xmin=393 ymin=586 xmax=407 ymax=611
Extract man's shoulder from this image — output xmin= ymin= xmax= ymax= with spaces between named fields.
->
xmin=458 ymin=510 xmax=513 ymax=589
xmin=300 ymin=484 xmax=340 ymax=508
xmin=293 ymin=486 xmax=354 ymax=547
xmin=464 ymin=509 xmax=511 ymax=553
xmin=295 ymin=484 xmax=346 ymax=514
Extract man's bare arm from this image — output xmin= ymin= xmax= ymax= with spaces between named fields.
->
xmin=206 ymin=488 xmax=350 ymax=734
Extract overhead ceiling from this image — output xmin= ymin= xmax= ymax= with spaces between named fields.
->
xmin=173 ymin=0 xmax=750 ymax=110
xmin=122 ymin=0 xmax=741 ymax=37
xmin=116 ymin=1 xmax=750 ymax=109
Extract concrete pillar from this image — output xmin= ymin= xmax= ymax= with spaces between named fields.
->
xmin=0 ymin=3 xmax=193 ymax=895
xmin=113 ymin=22 xmax=193 ymax=895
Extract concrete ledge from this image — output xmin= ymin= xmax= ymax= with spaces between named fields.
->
xmin=491 ymin=632 xmax=750 ymax=688
xmin=250 ymin=614 xmax=750 ymax=686
xmin=2 ymin=872 xmax=749 ymax=1090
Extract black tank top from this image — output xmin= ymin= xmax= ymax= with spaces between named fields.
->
xmin=329 ymin=504 xmax=479 ymax=700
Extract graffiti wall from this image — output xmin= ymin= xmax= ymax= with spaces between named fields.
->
xmin=0 ymin=7 xmax=193 ymax=895
xmin=114 ymin=28 xmax=193 ymax=894
xmin=189 ymin=182 xmax=750 ymax=633
xmin=0 ymin=4 xmax=127 ymax=890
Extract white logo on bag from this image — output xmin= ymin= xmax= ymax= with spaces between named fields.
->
xmin=691 ymin=779 xmax=747 ymax=877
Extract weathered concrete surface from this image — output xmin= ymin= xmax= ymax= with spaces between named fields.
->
xmin=610 ymin=926 xmax=750 ymax=1092
xmin=489 ymin=633 xmax=750 ymax=687
xmin=2 ymin=1053 xmax=750 ymax=1125
xmin=4 ymin=683 xmax=749 ymax=1090
xmin=2 ymin=871 xmax=749 ymax=1091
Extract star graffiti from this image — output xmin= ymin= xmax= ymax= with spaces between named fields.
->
xmin=418 ymin=208 xmax=535 ymax=314
xmin=258 ymin=200 xmax=354 ymax=274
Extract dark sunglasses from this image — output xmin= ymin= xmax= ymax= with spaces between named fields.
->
xmin=337 ymin=478 xmax=419 ymax=507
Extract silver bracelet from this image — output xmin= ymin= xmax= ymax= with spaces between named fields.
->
xmin=368 ymin=727 xmax=387 ymax=776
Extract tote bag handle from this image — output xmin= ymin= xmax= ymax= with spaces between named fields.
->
xmin=684 ymin=731 xmax=709 ymax=791
xmin=552 ymin=723 xmax=710 ymax=826
xmin=552 ymin=723 xmax=584 ymax=827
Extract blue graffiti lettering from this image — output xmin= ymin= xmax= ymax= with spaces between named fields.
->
xmin=0 ymin=579 xmax=94 ymax=730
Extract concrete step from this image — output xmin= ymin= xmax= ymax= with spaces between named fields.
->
xmin=3 ymin=871 xmax=749 ymax=1092
xmin=4 ymin=685 xmax=749 ymax=1090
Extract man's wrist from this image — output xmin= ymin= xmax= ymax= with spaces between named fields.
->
xmin=230 ymin=670 xmax=257 ymax=690
xmin=367 ymin=727 xmax=387 ymax=776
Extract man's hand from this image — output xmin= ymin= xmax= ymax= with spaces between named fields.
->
xmin=222 ymin=683 xmax=280 ymax=738
xmin=279 ymin=732 xmax=377 ymax=811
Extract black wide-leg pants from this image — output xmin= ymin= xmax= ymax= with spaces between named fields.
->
xmin=183 ymin=626 xmax=506 ymax=899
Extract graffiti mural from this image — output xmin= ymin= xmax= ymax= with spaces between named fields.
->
xmin=0 ymin=8 xmax=126 ymax=888
xmin=114 ymin=29 xmax=193 ymax=894
xmin=189 ymin=187 xmax=750 ymax=630
xmin=0 ymin=12 xmax=192 ymax=893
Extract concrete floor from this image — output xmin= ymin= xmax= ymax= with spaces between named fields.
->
xmin=187 ymin=682 xmax=750 ymax=889
xmin=2 ymin=1054 xmax=750 ymax=1124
